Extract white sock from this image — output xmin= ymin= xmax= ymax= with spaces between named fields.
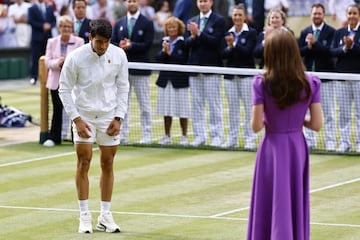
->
xmin=100 ymin=201 xmax=111 ymax=215
xmin=78 ymin=199 xmax=89 ymax=213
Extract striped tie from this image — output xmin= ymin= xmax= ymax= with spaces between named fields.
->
xmin=200 ymin=17 xmax=207 ymax=32
xmin=75 ymin=20 xmax=81 ymax=34
xmin=128 ymin=17 xmax=135 ymax=37
xmin=312 ymin=29 xmax=320 ymax=72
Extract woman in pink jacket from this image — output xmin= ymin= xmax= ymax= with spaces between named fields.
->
xmin=43 ymin=15 xmax=84 ymax=147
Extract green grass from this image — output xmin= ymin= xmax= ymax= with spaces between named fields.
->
xmin=0 ymin=142 xmax=360 ymax=239
xmin=1 ymin=28 xmax=360 ymax=238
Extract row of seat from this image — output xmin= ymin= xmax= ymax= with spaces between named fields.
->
xmin=0 ymin=58 xmax=28 ymax=79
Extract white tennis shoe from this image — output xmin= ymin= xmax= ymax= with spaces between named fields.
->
xmin=78 ymin=211 xmax=93 ymax=234
xmin=96 ymin=211 xmax=121 ymax=233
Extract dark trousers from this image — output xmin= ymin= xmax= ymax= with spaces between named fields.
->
xmin=48 ymin=89 xmax=63 ymax=144
xmin=30 ymin=41 xmax=47 ymax=80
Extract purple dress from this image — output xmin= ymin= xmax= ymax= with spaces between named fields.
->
xmin=247 ymin=74 xmax=321 ymax=240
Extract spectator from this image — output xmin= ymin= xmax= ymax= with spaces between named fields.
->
xmin=54 ymin=0 xmax=69 ymax=14
xmin=7 ymin=0 xmax=31 ymax=47
xmin=221 ymin=3 xmax=257 ymax=149
xmin=213 ymin=0 xmax=230 ymax=29
xmin=0 ymin=4 xmax=17 ymax=48
xmin=185 ymin=0 xmax=225 ymax=147
xmin=264 ymin=0 xmax=289 ymax=14
xmin=139 ymin=0 xmax=156 ymax=21
xmin=73 ymin=0 xmax=91 ymax=43
xmin=87 ymin=0 xmax=114 ymax=24
xmin=155 ymin=16 xmax=190 ymax=145
xmin=59 ymin=4 xmax=70 ymax=16
xmin=56 ymin=4 xmax=74 ymax=141
xmin=298 ymin=3 xmax=336 ymax=151
xmin=112 ymin=0 xmax=154 ymax=144
xmin=249 ymin=0 xmax=265 ymax=34
xmin=27 ymin=0 xmax=57 ymax=85
xmin=42 ymin=15 xmax=84 ymax=147
xmin=154 ymin=0 xmax=171 ymax=42
xmin=247 ymin=28 xmax=322 ymax=240
xmin=330 ymin=4 xmax=360 ymax=153
xmin=172 ymin=0 xmax=192 ymax=24
xmin=328 ymin=0 xmax=354 ymax=28
xmin=112 ymin=0 xmax=127 ymax=20
xmin=253 ymin=8 xmax=291 ymax=68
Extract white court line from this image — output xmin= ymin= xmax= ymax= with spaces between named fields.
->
xmin=211 ymin=177 xmax=360 ymax=218
xmin=0 ymin=205 xmax=359 ymax=228
xmin=0 ymin=148 xmax=99 ymax=168
xmin=310 ymin=178 xmax=360 ymax=193
xmin=0 ymin=205 xmax=245 ymax=221
xmin=211 ymin=207 xmax=250 ymax=217
xmin=2 ymin=151 xmax=360 ymax=226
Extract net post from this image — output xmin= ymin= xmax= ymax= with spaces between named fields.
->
xmin=38 ymin=56 xmax=48 ymax=144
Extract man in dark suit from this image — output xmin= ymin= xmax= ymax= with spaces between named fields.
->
xmin=112 ymin=0 xmax=154 ymax=144
xmin=172 ymin=0 xmax=193 ymax=24
xmin=73 ymin=0 xmax=91 ymax=43
xmin=298 ymin=3 xmax=336 ymax=151
xmin=27 ymin=0 xmax=56 ymax=85
xmin=185 ymin=0 xmax=225 ymax=147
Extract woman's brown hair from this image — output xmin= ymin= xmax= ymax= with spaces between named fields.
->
xmin=263 ymin=29 xmax=311 ymax=109
xmin=163 ymin=16 xmax=185 ymax=36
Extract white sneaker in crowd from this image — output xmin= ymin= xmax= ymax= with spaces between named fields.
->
xmin=221 ymin=140 xmax=239 ymax=148
xmin=120 ymin=137 xmax=128 ymax=145
xmin=78 ymin=211 xmax=93 ymax=234
xmin=179 ymin=136 xmax=188 ymax=146
xmin=356 ymin=144 xmax=360 ymax=153
xmin=158 ymin=135 xmax=172 ymax=145
xmin=244 ymin=142 xmax=256 ymax=150
xmin=190 ymin=138 xmax=206 ymax=147
xmin=43 ymin=139 xmax=55 ymax=147
xmin=96 ymin=211 xmax=121 ymax=233
xmin=29 ymin=78 xmax=36 ymax=85
xmin=139 ymin=137 xmax=152 ymax=144
xmin=210 ymin=138 xmax=222 ymax=147
xmin=325 ymin=142 xmax=336 ymax=152
xmin=336 ymin=143 xmax=351 ymax=153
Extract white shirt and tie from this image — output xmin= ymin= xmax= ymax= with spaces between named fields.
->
xmin=127 ymin=11 xmax=140 ymax=37
xmin=199 ymin=11 xmax=211 ymax=32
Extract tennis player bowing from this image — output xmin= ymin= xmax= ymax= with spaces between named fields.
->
xmin=59 ymin=18 xmax=129 ymax=234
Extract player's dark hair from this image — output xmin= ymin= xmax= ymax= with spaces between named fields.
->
xmin=89 ymin=18 xmax=112 ymax=39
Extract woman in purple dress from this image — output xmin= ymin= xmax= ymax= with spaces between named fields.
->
xmin=247 ymin=29 xmax=323 ymax=240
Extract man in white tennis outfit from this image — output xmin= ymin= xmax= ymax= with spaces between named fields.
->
xmin=59 ymin=19 xmax=129 ymax=234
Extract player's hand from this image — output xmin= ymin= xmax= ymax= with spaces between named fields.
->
xmin=74 ymin=117 xmax=91 ymax=138
xmin=106 ymin=119 xmax=120 ymax=136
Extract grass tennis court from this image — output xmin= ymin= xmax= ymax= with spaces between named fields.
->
xmin=0 ymin=143 xmax=360 ymax=239
xmin=1 ymin=76 xmax=360 ymax=239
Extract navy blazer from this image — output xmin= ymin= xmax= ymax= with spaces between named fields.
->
xmin=112 ymin=14 xmax=154 ymax=75
xmin=28 ymin=4 xmax=56 ymax=43
xmin=173 ymin=0 xmax=193 ymax=24
xmin=298 ymin=23 xmax=336 ymax=74
xmin=250 ymin=0 xmax=265 ymax=34
xmin=253 ymin=27 xmax=294 ymax=68
xmin=185 ymin=12 xmax=225 ymax=72
xmin=330 ymin=27 xmax=360 ymax=74
xmin=78 ymin=18 xmax=91 ymax=43
xmin=156 ymin=38 xmax=189 ymax=89
xmin=222 ymin=26 xmax=257 ymax=79
xmin=253 ymin=32 xmax=265 ymax=68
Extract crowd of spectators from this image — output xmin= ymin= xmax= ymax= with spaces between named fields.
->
xmin=0 ymin=0 xmax=360 ymax=152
